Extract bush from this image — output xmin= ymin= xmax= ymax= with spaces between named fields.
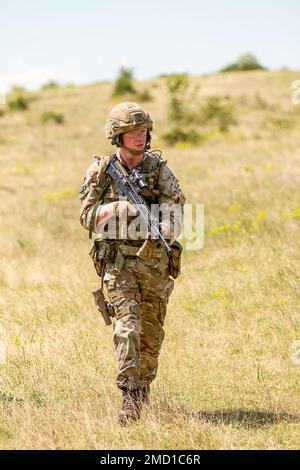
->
xmin=8 ymin=96 xmax=29 ymax=111
xmin=162 ymin=127 xmax=202 ymax=146
xmin=11 ymin=86 xmax=27 ymax=94
xmin=113 ymin=68 xmax=136 ymax=96
xmin=270 ymin=115 xmax=296 ymax=130
xmin=165 ymin=74 xmax=190 ymax=125
xmin=199 ymin=96 xmax=236 ymax=132
xmin=138 ymin=89 xmax=153 ymax=102
xmin=0 ymin=109 xmax=5 ymax=118
xmin=221 ymin=54 xmax=266 ymax=72
xmin=41 ymin=111 xmax=65 ymax=124
xmin=162 ymin=73 xmax=203 ymax=146
xmin=41 ymin=81 xmax=60 ymax=91
xmin=166 ymin=74 xmax=188 ymax=94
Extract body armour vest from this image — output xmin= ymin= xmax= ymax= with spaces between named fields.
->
xmin=93 ymin=151 xmax=166 ymax=241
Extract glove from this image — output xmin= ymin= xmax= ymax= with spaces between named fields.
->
xmin=95 ymin=201 xmax=138 ymax=229
xmin=114 ymin=201 xmax=139 ymax=219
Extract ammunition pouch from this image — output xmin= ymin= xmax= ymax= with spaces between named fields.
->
xmin=112 ymin=242 xmax=145 ymax=275
xmin=168 ymin=240 xmax=183 ymax=279
xmin=136 ymin=239 xmax=162 ymax=260
xmin=89 ymin=239 xmax=117 ymax=277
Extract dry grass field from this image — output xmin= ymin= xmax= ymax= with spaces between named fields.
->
xmin=0 ymin=69 xmax=300 ymax=449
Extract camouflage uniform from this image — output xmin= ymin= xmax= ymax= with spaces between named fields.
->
xmin=79 ymin=103 xmax=186 ymax=397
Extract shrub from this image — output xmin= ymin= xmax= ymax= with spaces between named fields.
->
xmin=166 ymin=74 xmax=188 ymax=94
xmin=41 ymin=111 xmax=65 ymax=124
xmin=199 ymin=96 xmax=236 ymax=132
xmin=165 ymin=74 xmax=190 ymax=125
xmin=270 ymin=115 xmax=296 ymax=130
xmin=11 ymin=86 xmax=27 ymax=94
xmin=221 ymin=54 xmax=266 ymax=72
xmin=162 ymin=127 xmax=202 ymax=146
xmin=113 ymin=67 xmax=136 ymax=96
xmin=8 ymin=96 xmax=29 ymax=111
xmin=162 ymin=74 xmax=203 ymax=146
xmin=138 ymin=89 xmax=153 ymax=102
xmin=41 ymin=81 xmax=60 ymax=91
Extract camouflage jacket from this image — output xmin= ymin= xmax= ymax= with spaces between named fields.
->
xmin=79 ymin=149 xmax=186 ymax=241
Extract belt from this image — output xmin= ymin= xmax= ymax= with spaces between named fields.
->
xmin=120 ymin=241 xmax=163 ymax=257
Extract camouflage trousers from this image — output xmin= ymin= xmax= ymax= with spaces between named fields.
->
xmin=103 ymin=244 xmax=174 ymax=391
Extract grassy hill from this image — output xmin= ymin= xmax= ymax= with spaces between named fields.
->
xmin=0 ymin=69 xmax=300 ymax=449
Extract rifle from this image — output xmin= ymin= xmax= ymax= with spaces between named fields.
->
xmin=93 ymin=155 xmax=181 ymax=325
xmin=104 ymin=155 xmax=172 ymax=259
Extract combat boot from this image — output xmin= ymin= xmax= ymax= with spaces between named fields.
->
xmin=118 ymin=388 xmax=143 ymax=426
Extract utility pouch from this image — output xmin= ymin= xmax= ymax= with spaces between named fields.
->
xmin=168 ymin=240 xmax=183 ymax=279
xmin=89 ymin=240 xmax=115 ymax=277
xmin=136 ymin=238 xmax=161 ymax=260
xmin=112 ymin=245 xmax=126 ymax=275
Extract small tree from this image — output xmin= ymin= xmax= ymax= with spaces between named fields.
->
xmin=221 ymin=53 xmax=266 ymax=72
xmin=166 ymin=74 xmax=188 ymax=124
xmin=8 ymin=96 xmax=29 ymax=111
xmin=113 ymin=67 xmax=136 ymax=96
xmin=162 ymin=74 xmax=201 ymax=146
xmin=41 ymin=81 xmax=59 ymax=91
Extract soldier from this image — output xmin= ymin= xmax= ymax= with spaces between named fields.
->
xmin=79 ymin=102 xmax=186 ymax=425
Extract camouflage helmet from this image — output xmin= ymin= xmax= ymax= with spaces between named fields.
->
xmin=105 ymin=102 xmax=153 ymax=143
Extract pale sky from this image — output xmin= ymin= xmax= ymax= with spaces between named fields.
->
xmin=0 ymin=0 xmax=299 ymax=92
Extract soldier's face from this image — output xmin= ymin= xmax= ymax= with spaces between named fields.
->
xmin=122 ymin=128 xmax=147 ymax=151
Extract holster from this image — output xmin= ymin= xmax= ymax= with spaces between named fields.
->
xmin=92 ymin=288 xmax=115 ymax=326
xmin=168 ymin=240 xmax=183 ymax=279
